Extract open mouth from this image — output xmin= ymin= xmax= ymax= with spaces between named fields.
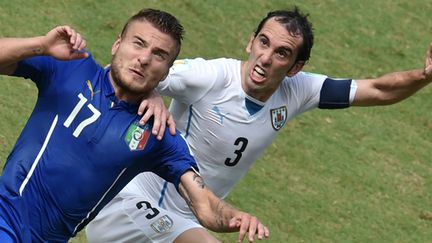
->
xmin=250 ymin=65 xmax=266 ymax=83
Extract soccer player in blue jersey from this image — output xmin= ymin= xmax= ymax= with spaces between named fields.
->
xmin=86 ymin=6 xmax=432 ymax=243
xmin=0 ymin=8 xmax=269 ymax=243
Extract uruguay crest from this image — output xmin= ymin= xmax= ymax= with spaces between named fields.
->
xmin=270 ymin=106 xmax=287 ymax=131
xmin=151 ymin=215 xmax=174 ymax=233
xmin=125 ymin=121 xmax=151 ymax=151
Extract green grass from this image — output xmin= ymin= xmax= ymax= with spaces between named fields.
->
xmin=1 ymin=0 xmax=432 ymax=242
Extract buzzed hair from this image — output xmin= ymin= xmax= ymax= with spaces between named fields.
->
xmin=120 ymin=8 xmax=185 ymax=59
xmin=255 ymin=7 xmax=314 ymax=62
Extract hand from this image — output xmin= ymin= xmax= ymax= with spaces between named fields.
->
xmin=424 ymin=42 xmax=432 ymax=79
xmin=229 ymin=213 xmax=270 ymax=242
xmin=138 ymin=91 xmax=176 ymax=140
xmin=42 ymin=26 xmax=88 ymax=60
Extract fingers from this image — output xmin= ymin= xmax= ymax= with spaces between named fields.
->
xmin=137 ymin=97 xmax=172 ymax=140
xmin=153 ymin=107 xmax=166 ymax=140
xmin=167 ymin=114 xmax=177 ymax=136
xmin=138 ymin=100 xmax=149 ymax=124
xmin=140 ymin=92 xmax=173 ymax=140
xmin=256 ymin=223 xmax=270 ymax=241
xmin=138 ymin=103 xmax=156 ymax=127
xmin=229 ymin=215 xmax=249 ymax=242
xmin=69 ymin=30 xmax=87 ymax=54
xmin=424 ymin=42 xmax=432 ymax=76
xmin=47 ymin=26 xmax=88 ymax=60
xmin=231 ymin=214 xmax=269 ymax=243
xmin=247 ymin=216 xmax=258 ymax=242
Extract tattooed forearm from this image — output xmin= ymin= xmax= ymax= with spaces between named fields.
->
xmin=193 ymin=173 xmax=206 ymax=189
xmin=32 ymin=47 xmax=43 ymax=55
xmin=179 ymin=184 xmax=194 ymax=210
xmin=216 ymin=200 xmax=226 ymax=229
xmin=215 ymin=199 xmax=237 ymax=230
xmin=180 ymin=171 xmax=242 ymax=231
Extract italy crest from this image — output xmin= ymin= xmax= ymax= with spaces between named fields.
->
xmin=270 ymin=106 xmax=287 ymax=131
xmin=125 ymin=121 xmax=151 ymax=151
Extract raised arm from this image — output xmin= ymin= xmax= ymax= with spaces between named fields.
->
xmin=178 ymin=171 xmax=270 ymax=242
xmin=0 ymin=25 xmax=88 ymax=75
xmin=352 ymin=43 xmax=432 ymax=106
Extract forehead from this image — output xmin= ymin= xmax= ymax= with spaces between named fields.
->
xmin=124 ymin=21 xmax=178 ymax=53
xmin=258 ymin=18 xmax=303 ymax=50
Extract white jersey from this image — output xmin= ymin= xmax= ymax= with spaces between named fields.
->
xmin=122 ymin=58 xmax=356 ymax=221
xmin=86 ymin=58 xmax=357 ymax=242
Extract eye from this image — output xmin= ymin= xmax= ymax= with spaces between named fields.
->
xmin=276 ymin=50 xmax=287 ymax=58
xmin=133 ymin=41 xmax=144 ymax=48
xmin=258 ymin=37 xmax=269 ymax=47
xmin=153 ymin=51 xmax=166 ymax=61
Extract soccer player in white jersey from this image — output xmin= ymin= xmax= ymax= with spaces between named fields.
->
xmin=86 ymin=6 xmax=432 ymax=243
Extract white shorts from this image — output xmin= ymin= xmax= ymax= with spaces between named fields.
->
xmin=85 ymin=193 xmax=202 ymax=243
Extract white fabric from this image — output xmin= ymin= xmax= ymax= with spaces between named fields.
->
xmin=85 ymin=187 xmax=202 ymax=243
xmin=87 ymin=57 xmax=356 ymax=241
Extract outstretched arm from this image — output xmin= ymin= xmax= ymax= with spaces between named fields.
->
xmin=352 ymin=43 xmax=432 ymax=106
xmin=178 ymin=171 xmax=270 ymax=242
xmin=0 ymin=25 xmax=88 ymax=75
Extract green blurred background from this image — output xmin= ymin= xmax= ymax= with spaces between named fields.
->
xmin=1 ymin=1 xmax=432 ymax=242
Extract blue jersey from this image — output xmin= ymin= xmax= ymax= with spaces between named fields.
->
xmin=0 ymin=54 xmax=197 ymax=242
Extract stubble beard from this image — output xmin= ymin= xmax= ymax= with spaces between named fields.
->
xmin=110 ymin=58 xmax=152 ymax=99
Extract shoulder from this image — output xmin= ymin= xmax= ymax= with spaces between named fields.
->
xmin=282 ymin=71 xmax=327 ymax=89
xmin=170 ymin=57 xmax=239 ymax=72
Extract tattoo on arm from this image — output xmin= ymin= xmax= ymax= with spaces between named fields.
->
xmin=181 ymin=174 xmax=205 ymax=210
xmin=32 ymin=47 xmax=43 ymax=55
xmin=181 ymin=172 xmax=238 ymax=231
xmin=179 ymin=184 xmax=194 ymax=210
xmin=193 ymin=173 xmax=206 ymax=189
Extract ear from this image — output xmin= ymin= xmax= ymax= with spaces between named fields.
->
xmin=245 ymin=34 xmax=255 ymax=54
xmin=111 ymin=36 xmax=121 ymax=55
xmin=286 ymin=61 xmax=305 ymax=77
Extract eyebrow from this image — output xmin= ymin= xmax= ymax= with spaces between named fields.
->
xmin=134 ymin=36 xmax=171 ymax=58
xmin=258 ymin=33 xmax=293 ymax=55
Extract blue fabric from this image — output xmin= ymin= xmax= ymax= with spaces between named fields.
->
xmin=245 ymin=97 xmax=264 ymax=115
xmin=0 ymin=216 xmax=19 ymax=243
xmin=318 ymin=78 xmax=352 ymax=109
xmin=0 ymin=54 xmax=198 ymax=242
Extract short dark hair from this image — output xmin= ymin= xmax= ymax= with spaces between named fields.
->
xmin=254 ymin=7 xmax=314 ymax=62
xmin=121 ymin=8 xmax=184 ymax=58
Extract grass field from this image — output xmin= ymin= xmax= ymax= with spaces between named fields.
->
xmin=1 ymin=0 xmax=432 ymax=242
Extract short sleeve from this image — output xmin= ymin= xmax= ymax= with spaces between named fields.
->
xmin=151 ymin=131 xmax=199 ymax=189
xmin=157 ymin=58 xmax=218 ymax=104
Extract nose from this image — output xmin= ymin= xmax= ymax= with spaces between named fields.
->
xmin=138 ymin=49 xmax=152 ymax=66
xmin=260 ymin=51 xmax=272 ymax=66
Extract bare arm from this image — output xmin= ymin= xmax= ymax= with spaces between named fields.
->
xmin=178 ymin=171 xmax=270 ymax=242
xmin=352 ymin=43 xmax=432 ymax=106
xmin=0 ymin=25 xmax=88 ymax=75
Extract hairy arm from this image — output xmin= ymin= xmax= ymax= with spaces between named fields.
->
xmin=352 ymin=43 xmax=432 ymax=106
xmin=178 ymin=171 xmax=269 ymax=242
xmin=0 ymin=25 xmax=88 ymax=75
xmin=353 ymin=69 xmax=430 ymax=106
